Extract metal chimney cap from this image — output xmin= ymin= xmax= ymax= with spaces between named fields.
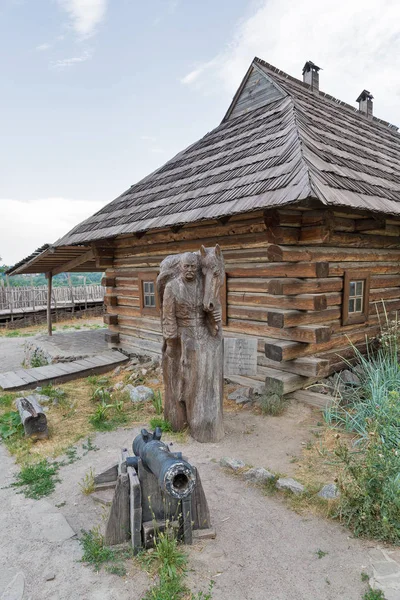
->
xmin=356 ymin=89 xmax=374 ymax=102
xmin=302 ymin=60 xmax=321 ymax=75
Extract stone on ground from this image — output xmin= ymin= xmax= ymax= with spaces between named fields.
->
xmin=318 ymin=483 xmax=340 ymax=499
xmin=123 ymin=384 xmax=154 ymax=403
xmin=228 ymin=387 xmax=253 ymax=404
xmin=219 ymin=457 xmax=245 ymax=471
xmin=28 ymin=500 xmax=76 ymax=543
xmin=243 ymin=467 xmax=274 ymax=484
xmin=276 ymin=477 xmax=304 ymax=494
xmin=0 ymin=572 xmax=25 ymax=600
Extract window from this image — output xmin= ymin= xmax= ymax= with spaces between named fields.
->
xmin=143 ymin=281 xmax=156 ymax=308
xmin=342 ymin=271 xmax=370 ymax=326
xmin=138 ymin=272 xmax=159 ymax=316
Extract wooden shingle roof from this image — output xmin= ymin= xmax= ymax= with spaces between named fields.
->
xmin=53 ymin=57 xmax=400 ymax=247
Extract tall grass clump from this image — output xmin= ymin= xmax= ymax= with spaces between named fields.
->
xmin=325 ymin=312 xmax=400 ymax=543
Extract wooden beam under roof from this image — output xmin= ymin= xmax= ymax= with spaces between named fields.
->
xmin=52 ymin=248 xmax=95 ymax=276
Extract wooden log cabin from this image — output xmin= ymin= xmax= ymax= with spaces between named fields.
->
xmin=8 ymin=57 xmax=400 ymax=393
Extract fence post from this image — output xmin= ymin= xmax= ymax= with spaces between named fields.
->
xmin=6 ymin=275 xmax=13 ymax=322
xmin=46 ymin=272 xmax=53 ymax=336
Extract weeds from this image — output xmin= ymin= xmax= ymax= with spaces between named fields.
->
xmin=0 ymin=411 xmax=22 ymax=439
xmin=258 ymin=393 xmax=288 ymax=416
xmin=79 ymin=468 xmax=95 ymax=495
xmin=140 ymin=530 xmax=214 ymax=600
xmin=80 ymin=528 xmax=117 ymax=570
xmin=152 ymin=390 xmax=163 ymax=415
xmin=149 ymin=417 xmax=173 ymax=432
xmin=363 ymin=588 xmax=386 ymax=600
xmin=30 ymin=350 xmax=48 ymax=368
xmin=80 ymin=527 xmax=132 ymax=574
xmin=316 ymin=549 xmax=328 ymax=559
xmin=12 ymin=459 xmax=61 ymax=499
xmin=82 ymin=437 xmax=100 ymax=454
xmin=40 ymin=385 xmax=67 ymax=402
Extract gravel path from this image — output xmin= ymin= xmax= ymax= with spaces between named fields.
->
xmin=0 ymin=338 xmax=28 ymax=373
xmin=0 ymin=405 xmax=374 ymax=600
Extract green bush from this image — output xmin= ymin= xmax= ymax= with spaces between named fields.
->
xmin=325 ymin=329 xmax=400 ymax=543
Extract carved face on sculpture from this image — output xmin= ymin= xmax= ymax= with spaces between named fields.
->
xmin=180 ymin=253 xmax=199 ymax=282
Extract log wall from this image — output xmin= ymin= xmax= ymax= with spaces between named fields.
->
xmin=103 ymin=206 xmax=400 ymax=382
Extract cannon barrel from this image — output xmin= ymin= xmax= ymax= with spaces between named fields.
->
xmin=132 ymin=428 xmax=196 ymax=500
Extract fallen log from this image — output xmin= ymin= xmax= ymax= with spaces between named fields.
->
xmin=16 ymin=395 xmax=48 ymax=439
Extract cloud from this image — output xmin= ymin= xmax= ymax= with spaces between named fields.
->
xmin=0 ymin=198 xmax=107 ymax=265
xmin=51 ymin=50 xmax=93 ymax=69
xmin=58 ymin=0 xmax=107 ymax=37
xmin=36 ymin=43 xmax=51 ymax=51
xmin=181 ymin=0 xmax=400 ymax=125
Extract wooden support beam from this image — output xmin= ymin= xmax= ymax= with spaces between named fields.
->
xmin=267 ymin=307 xmax=341 ymax=328
xmin=104 ymin=295 xmax=118 ymax=307
xmin=104 ymin=314 xmax=118 ymax=325
xmin=267 ymin=277 xmax=343 ymax=296
xmin=228 ymin=292 xmax=327 ymax=311
xmin=354 ymin=217 xmax=386 ymax=232
xmin=52 ymin=249 xmax=95 ymax=276
xmin=46 ymin=272 xmax=52 ymax=337
xmin=105 ymin=332 xmax=120 ymax=344
xmin=259 ymin=355 xmax=330 ymax=378
xmin=263 ymin=367 xmax=317 ymax=396
xmin=101 ymin=276 xmax=116 ymax=287
xmin=267 ymin=245 xmax=400 ymax=263
xmin=226 ymin=318 xmax=331 ymax=343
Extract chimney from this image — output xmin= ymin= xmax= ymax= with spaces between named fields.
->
xmin=302 ymin=60 xmax=321 ymax=93
xmin=356 ymin=90 xmax=373 ymax=118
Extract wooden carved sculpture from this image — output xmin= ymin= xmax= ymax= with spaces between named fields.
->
xmin=157 ymin=245 xmax=225 ymax=442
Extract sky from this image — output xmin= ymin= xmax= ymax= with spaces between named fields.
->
xmin=1 ymin=0 xmax=400 ymax=265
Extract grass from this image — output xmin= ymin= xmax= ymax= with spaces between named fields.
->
xmin=149 ymin=416 xmax=173 ymax=432
xmin=0 ymin=393 xmax=14 ymax=408
xmin=152 ymin=390 xmax=163 ymax=415
xmin=140 ymin=530 xmax=214 ymax=600
xmin=363 ymin=589 xmax=386 ymax=600
xmin=11 ymin=459 xmax=61 ymax=499
xmin=323 ymin=333 xmax=400 ymax=544
xmin=79 ymin=527 xmax=132 ymax=574
xmin=79 ymin=468 xmax=95 ymax=495
xmin=80 ymin=528 xmax=118 ymax=570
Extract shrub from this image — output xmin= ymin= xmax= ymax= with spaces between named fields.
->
xmin=325 ymin=326 xmax=400 ymax=543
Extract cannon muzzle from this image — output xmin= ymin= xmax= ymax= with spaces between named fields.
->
xmin=133 ymin=428 xmax=196 ymax=500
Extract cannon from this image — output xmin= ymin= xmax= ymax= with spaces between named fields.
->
xmin=95 ymin=428 xmax=212 ymax=553
xmin=129 ymin=427 xmax=196 ymax=500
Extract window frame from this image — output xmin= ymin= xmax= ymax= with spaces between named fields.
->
xmin=342 ymin=270 xmax=370 ymax=326
xmin=138 ymin=271 xmax=160 ymax=317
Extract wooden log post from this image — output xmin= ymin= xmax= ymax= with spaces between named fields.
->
xmin=16 ymin=396 xmax=48 ymax=439
xmin=46 ymin=272 xmax=53 ymax=336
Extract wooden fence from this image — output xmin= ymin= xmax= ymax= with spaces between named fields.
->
xmin=0 ymin=284 xmax=105 ymax=315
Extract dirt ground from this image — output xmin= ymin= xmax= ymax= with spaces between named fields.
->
xmin=0 ymin=401 xmax=373 ymax=600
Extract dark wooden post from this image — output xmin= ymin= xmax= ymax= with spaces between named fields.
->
xmin=46 ymin=272 xmax=53 ymax=336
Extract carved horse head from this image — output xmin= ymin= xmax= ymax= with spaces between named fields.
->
xmin=199 ymin=244 xmax=225 ymax=315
